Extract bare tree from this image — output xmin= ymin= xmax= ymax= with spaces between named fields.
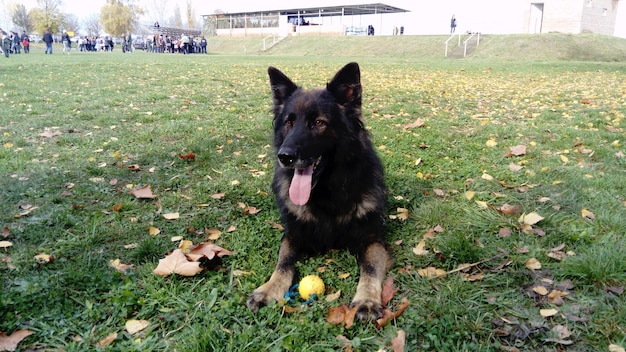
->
xmin=10 ymin=3 xmax=34 ymax=33
xmin=82 ymin=13 xmax=102 ymax=37
xmin=170 ymin=3 xmax=182 ymax=27
xmin=148 ymin=0 xmax=168 ymax=26
xmin=62 ymin=13 xmax=79 ymax=32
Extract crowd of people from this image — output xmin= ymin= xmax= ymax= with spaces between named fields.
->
xmin=143 ymin=33 xmax=208 ymax=54
xmin=0 ymin=29 xmax=30 ymax=57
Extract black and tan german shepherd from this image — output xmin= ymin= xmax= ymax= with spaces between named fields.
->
xmin=246 ymin=62 xmax=391 ymax=322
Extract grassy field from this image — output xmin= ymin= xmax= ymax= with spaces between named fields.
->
xmin=1 ymin=35 xmax=625 ymax=351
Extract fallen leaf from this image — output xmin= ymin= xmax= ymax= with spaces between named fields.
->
xmin=153 ymin=249 xmax=203 ymax=277
xmin=266 ymin=220 xmax=284 ymax=231
xmin=130 ymin=185 xmax=156 ymax=199
xmin=109 ymin=259 xmax=133 ymax=274
xmin=540 ymin=308 xmax=559 ymax=318
xmin=581 ymin=208 xmax=595 ymax=220
xmin=163 ymin=212 xmax=180 ymax=220
xmin=112 ymin=203 xmax=123 ymax=212
xmin=465 ymin=191 xmax=476 ymax=200
xmin=496 ymin=203 xmax=521 ymax=215
xmin=391 ymin=330 xmax=406 ymax=352
xmin=519 ymin=212 xmax=544 ymax=225
xmin=508 ymin=145 xmax=527 ymax=156
xmin=338 ymin=272 xmax=351 ymax=279
xmin=206 ymin=228 xmax=222 ymax=240
xmin=1 ymin=227 xmax=9 ymax=238
xmin=211 ymin=192 xmax=226 ymax=199
xmin=525 ymin=257 xmax=542 ymax=270
xmin=532 ymin=285 xmax=549 ymax=296
xmin=403 ymin=118 xmax=425 ymax=129
xmin=179 ymin=151 xmax=196 ymax=160
xmin=0 ymin=329 xmax=34 ymax=351
xmin=376 ymin=297 xmax=411 ymax=329
xmin=97 ymin=332 xmax=117 ymax=348
xmin=325 ymin=290 xmax=342 ymax=302
xmin=34 ymin=253 xmax=54 ymax=264
xmin=498 ymin=227 xmax=512 ymax=237
xmin=0 ymin=241 xmax=12 ymax=248
xmin=609 ymin=344 xmax=626 ymax=352
xmin=148 ymin=226 xmax=161 ymax=236
xmin=39 ymin=129 xmax=62 ymax=138
xmin=187 ymin=242 xmax=233 ymax=260
xmin=381 ymin=276 xmax=399 ymax=306
xmin=125 ymin=319 xmax=150 ymax=335
xmin=417 ymin=266 xmax=447 ymax=279
xmin=481 ymin=172 xmax=494 ymax=181
xmin=412 ymin=240 xmax=429 ymax=256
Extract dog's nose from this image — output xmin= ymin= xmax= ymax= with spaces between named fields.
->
xmin=277 ymin=147 xmax=297 ymax=167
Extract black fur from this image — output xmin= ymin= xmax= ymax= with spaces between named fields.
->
xmin=247 ymin=62 xmax=391 ymax=321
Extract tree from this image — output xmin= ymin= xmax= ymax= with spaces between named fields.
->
xmin=29 ymin=0 xmax=64 ymax=35
xmin=61 ymin=13 xmax=79 ymax=33
xmin=100 ymin=0 xmax=144 ymax=37
xmin=82 ymin=13 xmax=102 ymax=37
xmin=10 ymin=3 xmax=34 ymax=33
xmin=185 ymin=0 xmax=197 ymax=29
xmin=148 ymin=0 xmax=168 ymax=27
xmin=171 ymin=3 xmax=182 ymax=27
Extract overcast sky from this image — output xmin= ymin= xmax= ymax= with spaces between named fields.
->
xmin=6 ymin=0 xmax=626 ymax=37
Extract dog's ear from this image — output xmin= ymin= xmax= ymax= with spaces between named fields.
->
xmin=327 ymin=62 xmax=361 ymax=107
xmin=268 ymin=66 xmax=298 ymax=107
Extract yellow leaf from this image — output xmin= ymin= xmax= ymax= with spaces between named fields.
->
xmin=525 ymin=257 xmax=542 ymax=270
xmin=519 ymin=212 xmax=544 ymax=225
xmin=148 ymin=227 xmax=161 ymax=236
xmin=125 ymin=319 xmax=150 ymax=335
xmin=485 ymin=139 xmax=498 ymax=147
xmin=178 ymin=240 xmax=194 ymax=252
xmin=581 ymin=208 xmax=595 ymax=220
xmin=540 ymin=308 xmax=558 ymax=318
xmin=109 ymin=259 xmax=133 ymax=274
xmin=475 ymin=200 xmax=489 ymax=209
xmin=417 ymin=266 xmax=447 ymax=279
xmin=481 ymin=172 xmax=494 ymax=181
xmin=465 ymin=191 xmax=476 ymax=200
xmin=338 ymin=272 xmax=351 ymax=279
xmin=206 ymin=228 xmax=222 ymax=240
xmin=163 ymin=212 xmax=180 ymax=220
xmin=325 ymin=290 xmax=342 ymax=302
xmin=560 ymin=154 xmax=569 ymax=163
xmin=532 ymin=285 xmax=549 ymax=296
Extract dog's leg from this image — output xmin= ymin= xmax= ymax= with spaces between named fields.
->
xmin=351 ymin=242 xmax=391 ymax=321
xmin=247 ymin=237 xmax=297 ymax=312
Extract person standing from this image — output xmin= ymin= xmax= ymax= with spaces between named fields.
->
xmin=62 ymin=30 xmax=71 ymax=54
xmin=11 ymin=31 xmax=21 ymax=54
xmin=43 ymin=28 xmax=53 ymax=54
xmin=450 ymin=15 xmax=457 ymax=34
xmin=200 ymin=36 xmax=207 ymax=54
xmin=2 ymin=30 xmax=11 ymax=58
xmin=21 ymin=31 xmax=29 ymax=53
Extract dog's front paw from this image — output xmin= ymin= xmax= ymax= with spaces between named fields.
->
xmin=246 ymin=283 xmax=287 ymax=312
xmin=350 ymin=299 xmax=384 ymax=322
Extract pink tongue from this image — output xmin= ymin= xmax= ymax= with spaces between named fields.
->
xmin=289 ymin=166 xmax=313 ymax=205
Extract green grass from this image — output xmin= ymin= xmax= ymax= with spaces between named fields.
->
xmin=1 ymin=35 xmax=625 ymax=351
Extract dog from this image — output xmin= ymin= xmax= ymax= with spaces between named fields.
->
xmin=246 ymin=62 xmax=391 ymax=322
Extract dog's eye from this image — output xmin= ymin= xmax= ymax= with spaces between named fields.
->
xmin=314 ymin=119 xmax=326 ymax=127
xmin=285 ymin=120 xmax=293 ymax=127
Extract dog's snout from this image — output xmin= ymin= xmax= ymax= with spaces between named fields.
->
xmin=278 ymin=147 xmax=297 ymax=166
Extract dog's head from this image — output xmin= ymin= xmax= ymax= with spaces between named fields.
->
xmin=268 ymin=62 xmax=363 ymax=206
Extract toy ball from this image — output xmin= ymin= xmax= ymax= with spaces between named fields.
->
xmin=298 ymin=274 xmax=325 ymax=300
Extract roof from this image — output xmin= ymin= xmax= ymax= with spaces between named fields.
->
xmin=208 ymin=3 xmax=409 ymax=17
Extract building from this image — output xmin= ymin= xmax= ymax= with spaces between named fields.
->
xmin=201 ymin=0 xmax=625 ymax=38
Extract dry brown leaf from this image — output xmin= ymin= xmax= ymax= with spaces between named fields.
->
xmin=391 ymin=329 xmax=406 ymax=352
xmin=496 ymin=204 xmax=521 ymax=215
xmin=498 ymin=227 xmax=512 ymax=237
xmin=381 ymin=276 xmax=398 ymax=306
xmin=532 ymin=285 xmax=549 ymax=296
xmin=412 ymin=240 xmax=429 ymax=256
xmin=1 ymin=227 xmax=9 ymax=238
xmin=581 ymin=208 xmax=595 ymax=220
xmin=417 ymin=266 xmax=446 ymax=278
xmin=163 ymin=212 xmax=180 ymax=220
xmin=148 ymin=226 xmax=161 ymax=236
xmin=211 ymin=192 xmax=226 ymax=199
xmin=179 ymin=151 xmax=196 ymax=160
xmin=39 ymin=129 xmax=62 ymax=138
xmin=0 ymin=329 xmax=34 ymax=351
xmin=97 ymin=332 xmax=117 ymax=348
xmin=519 ymin=212 xmax=544 ymax=225
xmin=206 ymin=228 xmax=222 ymax=240
xmin=109 ymin=259 xmax=133 ymax=274
xmin=403 ymin=118 xmax=425 ymax=129
xmin=153 ymin=249 xmax=203 ymax=277
xmin=376 ymin=297 xmax=411 ymax=329
xmin=188 ymin=242 xmax=233 ymax=260
xmin=325 ymin=290 xmax=342 ymax=302
xmin=125 ymin=319 xmax=150 ymax=335
xmin=508 ymin=145 xmax=527 ymax=156
xmin=130 ymin=185 xmax=156 ymax=199
xmin=266 ymin=220 xmax=285 ymax=231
